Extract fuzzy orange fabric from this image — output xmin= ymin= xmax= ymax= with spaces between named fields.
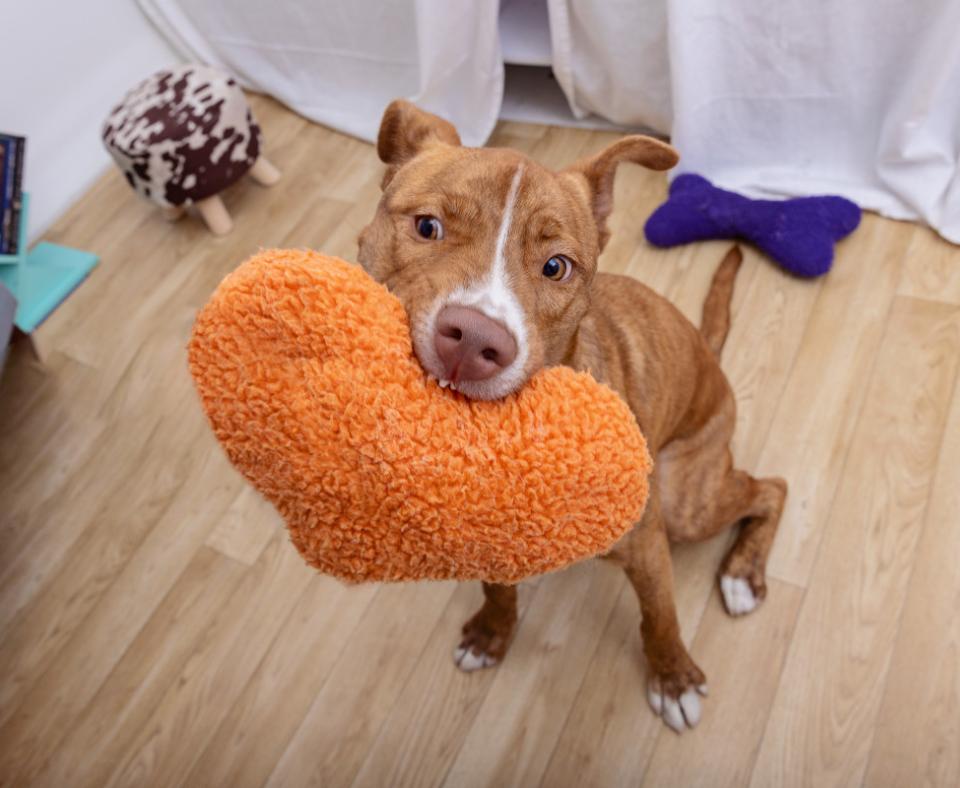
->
xmin=188 ymin=249 xmax=652 ymax=584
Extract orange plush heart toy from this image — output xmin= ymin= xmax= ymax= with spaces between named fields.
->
xmin=188 ymin=249 xmax=651 ymax=584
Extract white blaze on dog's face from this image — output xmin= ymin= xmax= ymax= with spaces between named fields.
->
xmin=358 ymin=100 xmax=679 ymax=400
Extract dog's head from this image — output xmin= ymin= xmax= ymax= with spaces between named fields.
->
xmin=358 ymin=100 xmax=678 ymax=400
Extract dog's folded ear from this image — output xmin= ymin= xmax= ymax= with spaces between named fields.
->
xmin=377 ymin=100 xmax=461 ymax=186
xmin=565 ymin=136 xmax=679 ymax=250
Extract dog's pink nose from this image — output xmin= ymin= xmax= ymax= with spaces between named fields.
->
xmin=434 ymin=305 xmax=518 ymax=383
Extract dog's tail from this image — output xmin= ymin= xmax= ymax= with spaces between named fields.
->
xmin=700 ymin=245 xmax=743 ymax=357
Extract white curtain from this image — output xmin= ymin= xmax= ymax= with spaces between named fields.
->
xmin=550 ymin=0 xmax=960 ymax=244
xmin=141 ymin=0 xmax=960 ymax=244
xmin=137 ymin=0 xmax=503 ymax=147
xmin=547 ymin=0 xmax=672 ymax=134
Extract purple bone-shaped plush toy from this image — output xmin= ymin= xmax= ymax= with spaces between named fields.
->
xmin=644 ymin=174 xmax=861 ymax=277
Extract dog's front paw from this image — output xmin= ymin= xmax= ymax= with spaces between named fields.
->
xmin=646 ymin=664 xmax=708 ymax=733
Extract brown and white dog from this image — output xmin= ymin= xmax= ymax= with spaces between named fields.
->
xmin=358 ymin=100 xmax=787 ymax=733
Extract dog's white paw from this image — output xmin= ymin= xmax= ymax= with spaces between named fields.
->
xmin=453 ymin=645 xmax=498 ymax=672
xmin=720 ymin=574 xmax=758 ymax=616
xmin=647 ymin=680 xmax=707 ymax=733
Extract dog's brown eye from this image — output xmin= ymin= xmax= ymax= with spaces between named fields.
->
xmin=415 ymin=215 xmax=443 ymax=240
xmin=542 ymin=255 xmax=572 ymax=281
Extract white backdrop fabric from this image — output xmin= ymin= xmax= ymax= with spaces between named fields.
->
xmin=142 ymin=0 xmax=960 ymax=243
xmin=549 ymin=0 xmax=960 ymax=243
xmin=685 ymin=0 xmax=960 ymax=244
xmin=547 ymin=0 xmax=673 ymax=134
xmin=138 ymin=0 xmax=503 ymax=147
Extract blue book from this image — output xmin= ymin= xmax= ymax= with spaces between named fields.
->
xmin=0 ymin=134 xmax=26 ymax=255
xmin=0 ymin=138 xmax=10 ymax=254
xmin=6 ymin=136 xmax=25 ymax=255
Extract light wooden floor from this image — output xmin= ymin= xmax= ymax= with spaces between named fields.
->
xmin=2 ymin=95 xmax=959 ymax=788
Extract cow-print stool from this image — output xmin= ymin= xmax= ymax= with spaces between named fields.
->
xmin=102 ymin=63 xmax=280 ymax=235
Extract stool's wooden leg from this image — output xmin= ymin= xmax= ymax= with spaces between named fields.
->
xmin=162 ymin=205 xmax=185 ymax=222
xmin=195 ymin=195 xmax=232 ymax=236
xmin=248 ymin=156 xmax=281 ymax=186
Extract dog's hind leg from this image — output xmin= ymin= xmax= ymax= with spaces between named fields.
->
xmin=658 ymin=432 xmax=787 ymax=617
xmin=703 ymin=470 xmax=787 ymax=616
xmin=454 ymin=582 xmax=517 ymax=672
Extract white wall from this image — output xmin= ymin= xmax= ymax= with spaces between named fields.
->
xmin=0 ymin=0 xmax=180 ymax=242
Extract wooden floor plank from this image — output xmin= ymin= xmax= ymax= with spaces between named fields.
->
xmin=764 ymin=215 xmax=916 ymax=586
xmin=350 ymin=581 xmax=542 ymax=788
xmin=719 ymin=255 xmax=820 ymax=463
xmin=539 ymin=538 xmax=723 ymax=787
xmin=103 ymin=534 xmax=315 ymax=787
xmin=0 ymin=395 xmax=211 ymax=682
xmin=537 ymin=580 xmax=664 ymax=788
xmin=205 ymin=484 xmax=284 ymax=566
xmin=749 ymin=296 xmax=960 ymax=788
xmin=0 ymin=443 xmax=238 ymax=743
xmin=186 ymin=576 xmax=379 ymax=788
xmin=442 ymin=561 xmax=625 ymax=788
xmin=898 ymin=224 xmax=960 ymax=306
xmin=11 ymin=546 xmax=248 ymax=787
xmin=265 ymin=582 xmax=457 ymax=788
xmin=863 ymin=376 xmax=960 ymax=787
xmin=0 ymin=351 xmax=104 ymax=525
xmin=642 ymin=578 xmax=804 ymax=788
xmin=0 ymin=343 xmax=56 ymax=439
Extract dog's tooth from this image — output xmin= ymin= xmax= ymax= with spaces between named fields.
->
xmin=438 ymin=379 xmax=450 ymax=389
